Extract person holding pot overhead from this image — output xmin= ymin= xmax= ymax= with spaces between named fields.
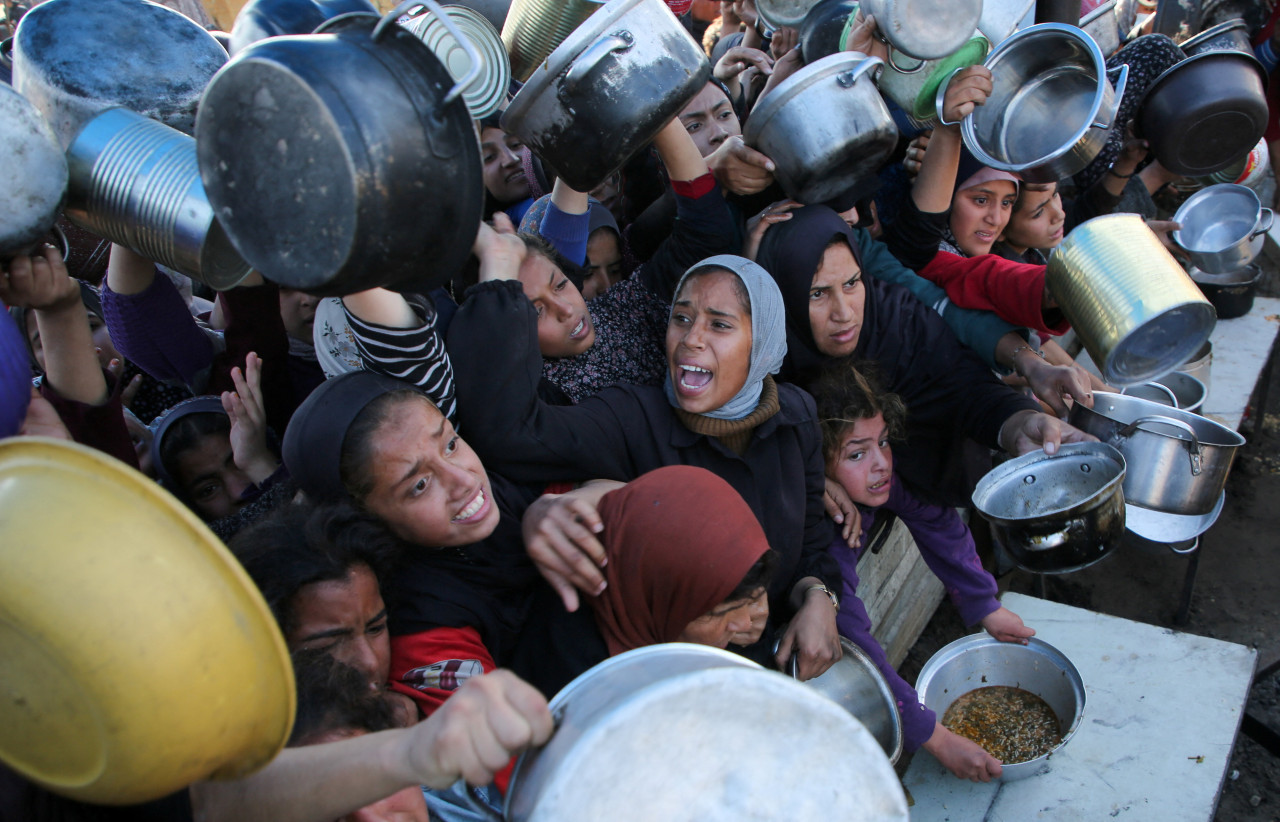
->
xmin=450 ymin=229 xmax=844 ymax=680
xmin=752 ymin=205 xmax=1096 ymax=507
xmin=510 ymin=465 xmax=778 ymax=697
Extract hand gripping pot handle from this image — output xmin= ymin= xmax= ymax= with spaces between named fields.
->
xmin=1091 ymin=63 xmax=1128 ymax=130
xmin=564 ymin=31 xmax=636 ymax=93
xmin=1251 ymin=208 xmax=1275 ymax=239
xmin=373 ymin=0 xmax=483 ymax=104
xmin=935 ymin=66 xmax=966 ymax=126
xmin=1115 ymin=414 xmax=1204 ymax=476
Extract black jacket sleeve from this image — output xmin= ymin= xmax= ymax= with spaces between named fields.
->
xmin=636 ymin=180 xmax=738 ymax=303
xmin=879 ymin=196 xmax=948 ymax=272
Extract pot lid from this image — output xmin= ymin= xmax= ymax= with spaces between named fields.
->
xmin=973 ymin=442 xmax=1127 ymax=524
xmin=1125 ymin=491 xmax=1225 ymax=543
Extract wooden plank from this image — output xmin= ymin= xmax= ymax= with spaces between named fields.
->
xmin=854 ymin=518 xmax=946 ymax=667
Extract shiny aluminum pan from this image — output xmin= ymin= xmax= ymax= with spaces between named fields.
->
xmin=915 ymin=634 xmax=1086 ymax=781
xmin=792 ymin=636 xmax=904 ymax=764
xmin=65 ymin=108 xmax=250 ymax=290
xmin=757 ymin=0 xmax=824 ymax=31
xmin=1046 ymin=213 xmax=1216 ymax=386
xmin=402 ymin=4 xmax=510 ymax=118
xmin=506 ymin=643 xmax=908 ymax=822
xmin=861 ymin=0 xmax=983 ymax=60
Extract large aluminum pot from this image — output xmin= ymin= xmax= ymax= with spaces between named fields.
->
xmin=916 ymin=634 xmax=1086 ymax=781
xmin=1069 ymin=392 xmax=1244 ymax=516
xmin=500 ymin=0 xmax=604 ymax=83
xmin=962 ymin=23 xmax=1128 ymax=183
xmin=1173 ymin=184 xmax=1273 ymax=275
xmin=1136 ymin=50 xmax=1268 ymax=177
xmin=65 ymin=108 xmax=251 ymax=290
xmin=1046 ymin=213 xmax=1216 ymax=386
xmin=506 ymin=644 xmax=908 ymax=821
xmin=791 ymin=636 xmax=904 ymax=764
xmin=860 ymin=0 xmax=983 ymax=60
xmin=0 ymin=82 xmax=67 ymax=260
xmin=501 ymin=0 xmax=710 ymax=192
xmin=196 ymin=1 xmax=483 ymax=296
xmin=12 ymin=0 xmax=228 ymax=148
xmin=972 ymin=442 xmax=1127 ymax=574
xmin=0 ymin=438 xmax=294 ymax=804
xmin=744 ymin=52 xmax=896 ymax=204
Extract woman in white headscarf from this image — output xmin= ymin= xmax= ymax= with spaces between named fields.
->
xmin=450 ymin=225 xmax=846 ymax=680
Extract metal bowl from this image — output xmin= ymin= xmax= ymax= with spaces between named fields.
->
xmin=973 ymin=442 xmax=1127 ymax=574
xmin=915 ymin=634 xmax=1086 ymax=781
xmin=1173 ymin=184 xmax=1272 ymax=275
xmin=1119 ymin=371 xmax=1206 ymax=413
xmin=1125 ymin=490 xmax=1225 ymax=544
xmin=793 ymin=637 xmax=904 ymax=764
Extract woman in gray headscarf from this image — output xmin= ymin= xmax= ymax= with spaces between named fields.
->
xmin=451 ymin=230 xmax=846 ymax=680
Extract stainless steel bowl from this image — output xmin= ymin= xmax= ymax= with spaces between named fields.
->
xmin=1173 ymin=184 xmax=1273 ymax=275
xmin=915 ymin=634 xmax=1086 ymax=781
xmin=962 ymin=23 xmax=1126 ymax=183
xmin=792 ymin=637 xmax=904 ymax=764
xmin=1119 ymin=372 xmax=1206 ymax=413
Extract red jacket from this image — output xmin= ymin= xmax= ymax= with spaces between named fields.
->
xmin=919 ymin=251 xmax=1069 ymax=337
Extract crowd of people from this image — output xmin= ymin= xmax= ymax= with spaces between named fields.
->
xmin=3 ymin=0 xmax=1279 ymax=818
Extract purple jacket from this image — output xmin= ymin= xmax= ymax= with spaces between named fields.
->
xmin=830 ymin=478 xmax=1000 ymax=752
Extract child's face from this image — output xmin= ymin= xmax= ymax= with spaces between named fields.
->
xmin=828 ymin=414 xmax=893 ymax=508
xmin=1003 ymin=184 xmax=1066 ymax=252
xmin=950 ymin=180 xmax=1017 ymax=256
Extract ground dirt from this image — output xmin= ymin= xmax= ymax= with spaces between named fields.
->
xmin=899 ymin=287 xmax=1280 ymax=820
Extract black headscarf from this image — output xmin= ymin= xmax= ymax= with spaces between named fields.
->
xmin=754 ymin=205 xmax=868 ymax=385
xmin=281 ymin=370 xmax=540 ymax=657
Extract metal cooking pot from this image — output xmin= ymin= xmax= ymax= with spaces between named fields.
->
xmin=501 ymin=0 xmax=711 ymax=192
xmin=228 ymin=0 xmax=378 ymax=55
xmin=916 ymin=634 xmax=1086 ymax=781
xmin=1119 ymin=371 xmax=1206 ymax=413
xmin=12 ymin=0 xmax=228 ymax=148
xmin=790 ymin=637 xmax=904 ymax=764
xmin=1046 ymin=213 xmax=1216 ymax=386
xmin=962 ymin=23 xmax=1128 ymax=183
xmin=880 ymin=33 xmax=989 ymax=125
xmin=1179 ymin=18 xmax=1252 ymax=57
xmin=978 ymin=0 xmax=1036 ymax=47
xmin=860 ymin=0 xmax=983 ymax=60
xmin=0 ymin=82 xmax=67 ymax=260
xmin=744 ymin=53 xmax=896 ymax=204
xmin=506 ymin=644 xmax=909 ymax=822
xmin=0 ymin=438 xmax=294 ymax=804
xmin=1068 ymin=392 xmax=1244 ymax=516
xmin=1137 ymin=50 xmax=1268 ymax=177
xmin=1190 ymin=263 xmax=1262 ymax=320
xmin=1078 ymin=0 xmax=1118 ymax=56
xmin=1173 ymin=183 xmax=1273 ymax=275
xmin=757 ymin=0 xmax=825 ymax=31
xmin=972 ymin=442 xmax=1127 ymax=574
xmin=65 ymin=108 xmax=251 ymax=290
xmin=196 ymin=1 xmax=483 ymax=296
xmin=798 ymin=0 xmax=859 ymax=64
xmin=1124 ymin=490 xmax=1224 ymax=547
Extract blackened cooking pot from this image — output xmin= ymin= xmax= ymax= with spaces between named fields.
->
xmin=972 ymin=442 xmax=1127 ymax=574
xmin=1137 ymin=50 xmax=1268 ymax=177
xmin=228 ymin=0 xmax=377 ymax=55
xmin=195 ymin=1 xmax=483 ymax=296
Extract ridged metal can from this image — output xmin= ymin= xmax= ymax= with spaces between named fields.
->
xmin=500 ymin=0 xmax=604 ymax=83
xmin=64 ymin=107 xmax=250 ymax=290
xmin=1047 ymin=213 xmax=1216 ymax=386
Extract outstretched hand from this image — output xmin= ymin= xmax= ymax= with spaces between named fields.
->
xmin=522 ymin=481 xmax=624 ymax=611
xmin=223 ymin=351 xmax=278 ymax=483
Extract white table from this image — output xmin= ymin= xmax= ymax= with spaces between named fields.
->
xmin=903 ymin=593 xmax=1257 ymax=821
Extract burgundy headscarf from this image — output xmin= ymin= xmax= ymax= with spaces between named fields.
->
xmin=589 ymin=465 xmax=770 ymax=656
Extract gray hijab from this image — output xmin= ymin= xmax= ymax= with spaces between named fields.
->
xmin=664 ymin=255 xmax=788 ymax=420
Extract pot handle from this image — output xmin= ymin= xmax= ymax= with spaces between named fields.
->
xmin=564 ymin=31 xmax=635 ymax=92
xmin=1092 ymin=63 xmax=1128 ymax=130
xmin=935 ymin=67 xmax=966 ymax=126
xmin=1168 ymin=535 xmax=1199 ymax=556
xmin=1115 ymin=414 xmax=1204 ymax=476
xmin=1120 ymin=381 xmax=1179 ymax=408
xmin=837 ymin=55 xmax=885 ymax=88
xmin=374 ymin=0 xmax=482 ymax=105
xmin=1251 ymin=208 xmax=1275 ymax=239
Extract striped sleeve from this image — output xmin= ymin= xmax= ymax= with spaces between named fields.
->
xmin=344 ymin=294 xmax=457 ymax=423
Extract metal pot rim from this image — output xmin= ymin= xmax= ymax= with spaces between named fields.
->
xmin=1125 ymin=491 xmax=1225 ymax=543
xmin=744 ymin=52 xmax=883 ymax=139
xmin=1138 ymin=49 xmax=1269 ymax=122
xmin=1179 ymin=17 xmax=1249 ymax=51
xmin=1078 ymin=392 xmax=1246 ymax=447
xmin=973 ymin=442 xmax=1127 ymax=524
xmin=962 ymin=22 xmax=1110 ymax=175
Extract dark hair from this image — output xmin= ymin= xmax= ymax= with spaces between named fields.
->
xmin=812 ymin=361 xmax=908 ymax=465
xmin=727 ymin=549 xmax=778 ymax=602
xmin=157 ymin=411 xmax=230 ymax=487
xmin=1012 ymin=181 xmax=1057 ymax=216
xmin=287 ymin=650 xmax=397 ymax=747
xmin=676 ymin=266 xmax=751 ymax=316
xmin=230 ymin=500 xmax=399 ymax=636
xmin=338 ymin=388 xmax=432 ymax=504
